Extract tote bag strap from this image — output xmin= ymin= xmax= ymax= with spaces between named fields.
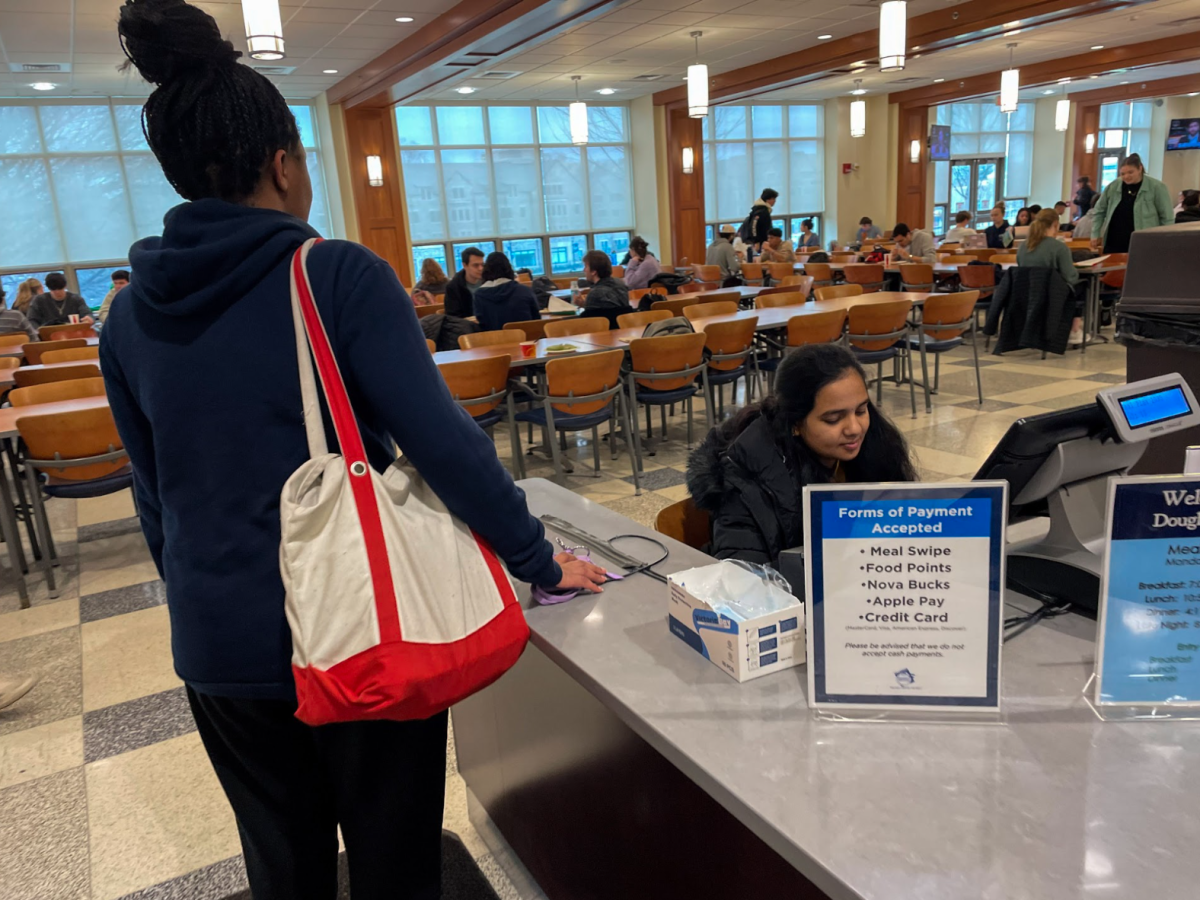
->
xmin=290 ymin=238 xmax=402 ymax=641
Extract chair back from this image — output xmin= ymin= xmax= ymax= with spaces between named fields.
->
xmin=655 ymin=497 xmax=711 ymax=550
xmin=0 ymin=334 xmax=29 ymax=349
xmin=899 ymin=263 xmax=934 ymax=289
xmin=830 ymin=253 xmax=857 ymax=263
xmin=805 ymin=262 xmax=834 ymax=283
xmin=691 ymin=264 xmax=723 ymax=286
xmin=704 ymin=318 xmax=757 ymax=372
xmin=684 ymin=300 xmax=738 ymax=322
xmin=14 ymin=363 xmax=101 ymax=387
xmin=38 ymin=323 xmax=95 ymax=341
xmin=544 ymin=317 xmax=609 ymax=338
xmin=438 ymin=355 xmax=512 ymax=418
xmin=459 ymin=329 xmax=523 ymax=350
xmin=651 ymin=297 xmax=691 ymax=317
xmin=778 ymin=274 xmax=812 ymax=292
xmin=23 ymin=339 xmax=86 ymax=365
xmin=814 ymin=283 xmax=864 ymax=302
xmin=767 ymin=263 xmax=795 ymax=282
xmin=629 ymin=332 xmax=707 ymax=392
xmin=991 ymin=253 xmax=1018 ymax=264
xmin=1100 ymin=252 xmax=1129 ymax=289
xmin=756 ymin=291 xmax=807 ymax=309
xmin=516 ymin=272 xmax=532 ymax=284
xmin=939 ymin=254 xmax=974 ymax=264
xmin=678 ymin=282 xmax=704 ymax=294
xmin=919 ymin=291 xmax=979 ymax=341
xmin=10 ymin=376 xmax=107 ymax=407
xmin=503 ymin=319 xmax=548 ymax=341
xmin=629 ymin=286 xmax=667 ymax=303
xmin=787 ymin=310 xmax=847 ymax=346
xmin=426 ymin=338 xmax=436 ymax=353
xmin=956 ymin=265 xmax=996 ymax=288
xmin=842 ymin=263 xmax=885 ymax=291
xmin=617 ymin=309 xmax=671 ymax=329
xmin=41 ymin=346 xmax=100 ymax=364
xmin=611 ymin=265 xmax=625 ymax=278
xmin=17 ymin=406 xmax=128 ymax=481
xmin=739 ymin=262 xmax=766 ymax=285
xmin=414 ymin=303 xmax=444 ymax=319
xmin=0 ymin=357 xmax=17 ymax=371
xmin=545 ymin=349 xmax=625 ymax=416
xmin=971 ymin=248 xmax=999 ymax=261
xmin=848 ymin=299 xmax=913 ymax=351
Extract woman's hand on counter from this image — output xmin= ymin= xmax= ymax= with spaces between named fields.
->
xmin=553 ymin=552 xmax=608 ymax=594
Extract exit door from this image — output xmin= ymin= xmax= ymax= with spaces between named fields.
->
xmin=1098 ymin=145 xmax=1127 ymax=191
xmin=950 ymin=158 xmax=1004 ymax=228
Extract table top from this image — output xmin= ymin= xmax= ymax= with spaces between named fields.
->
xmin=548 ymin=285 xmax=764 ymax=302
xmin=432 ymin=336 xmax=613 ymax=368
xmin=0 ymin=395 xmax=110 ymax=440
xmin=0 ymin=336 xmax=100 ymax=359
xmin=518 ymin=479 xmax=1200 ymax=900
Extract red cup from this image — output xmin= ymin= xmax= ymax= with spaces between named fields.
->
xmin=520 ymin=341 xmax=537 ymax=359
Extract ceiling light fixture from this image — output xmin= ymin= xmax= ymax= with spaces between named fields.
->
xmin=850 ymin=96 xmax=867 ymax=139
xmin=596 ymin=88 xmax=616 ymax=95
xmin=999 ymin=42 xmax=1019 ymax=114
xmin=323 ymin=69 xmax=338 ymax=74
xmin=29 ymin=82 xmax=55 ymax=91
xmin=933 ymin=78 xmax=945 ymax=83
xmin=1042 ymin=89 xmax=1054 ymax=95
xmin=817 ymin=34 xmax=833 ymax=40
xmin=1055 ymin=81 xmax=1070 ymax=132
xmin=688 ymin=31 xmax=709 ymax=119
xmin=1190 ymin=92 xmax=1199 ymax=97
xmin=850 ymin=78 xmax=866 ymax=96
xmin=1091 ymin=45 xmax=1104 ymax=50
xmin=242 ymin=0 xmax=285 ymax=60
xmin=879 ymin=1 xmax=906 ymax=72
xmin=395 ymin=16 xmax=414 ymax=22
xmin=570 ymin=75 xmax=588 ymax=145
xmin=455 ymin=86 xmax=476 ymax=94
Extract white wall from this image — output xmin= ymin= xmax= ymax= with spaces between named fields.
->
xmin=1031 ymin=97 xmax=1069 ymax=208
xmin=314 ymin=93 xmax=349 ymax=240
xmin=629 ymin=95 xmax=662 ymax=256
xmin=825 ymin=96 xmax=892 ymax=246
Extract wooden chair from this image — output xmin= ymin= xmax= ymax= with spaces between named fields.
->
xmin=425 ymin=338 xmax=436 ymax=353
xmin=629 ymin=286 xmax=668 ymax=304
xmin=544 ymin=317 xmax=609 ymax=338
xmin=756 ymin=292 xmax=807 ymax=309
xmin=0 ymin=334 xmax=30 ymax=349
xmin=38 ymin=323 xmax=96 ymax=341
xmin=626 ymin=332 xmax=710 ymax=468
xmin=830 ymin=253 xmax=858 ymax=264
xmin=787 ymin=310 xmax=848 ymax=347
xmin=684 ymin=300 xmax=738 ymax=322
xmin=847 ymin=299 xmax=916 ymax=417
xmin=909 ymin=291 xmax=983 ymax=412
xmin=739 ymin=262 xmax=766 ymax=286
xmin=883 ymin=230 xmax=894 ymax=239
xmin=414 ymin=304 xmax=444 ymax=319
xmin=651 ymin=297 xmax=691 ymax=317
xmin=957 ymin=264 xmax=998 ymax=347
xmin=1066 ymin=239 xmax=1093 ymax=251
xmin=1099 ymin=252 xmax=1129 ymax=291
xmin=611 ymin=265 xmax=625 ymax=279
xmin=438 ymin=355 xmax=522 ymax=475
xmin=0 ymin=357 xmax=18 ymax=376
xmin=678 ymin=282 xmax=704 ymax=294
xmin=16 ymin=405 xmax=131 ymax=596
xmin=13 ymin=364 xmax=101 ymax=388
xmin=991 ymin=254 xmax=1018 ymax=264
xmin=703 ymin=317 xmax=760 ymax=418
xmin=814 ymin=284 xmax=864 ymax=303
xmin=617 ymin=309 xmax=671 ymax=329
xmin=24 ymin=340 xmax=86 ymax=365
xmin=899 ymin=263 xmax=935 ymax=292
xmin=939 ymin=255 xmax=975 ymax=265
xmin=511 ymin=350 xmax=638 ymax=489
xmin=778 ymin=274 xmax=813 ymax=292
xmin=40 ymin=346 xmax=100 ymax=364
xmin=804 ymin=262 xmax=834 ymax=289
xmin=655 ymin=497 xmax=710 ymax=551
xmin=766 ymin=262 xmax=795 ymax=284
xmin=459 ymin=330 xmax=523 ymax=350
xmin=516 ymin=272 xmax=533 ymax=284
xmin=691 ymin=264 xmax=723 ymax=290
xmin=971 ymin=248 xmax=999 ymax=261
xmin=842 ymin=263 xmax=886 ymax=293
xmin=10 ymin=376 xmax=106 ymax=407
xmin=503 ymin=319 xmax=549 ymax=342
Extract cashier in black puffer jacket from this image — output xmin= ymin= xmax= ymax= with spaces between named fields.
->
xmin=686 ymin=344 xmax=918 ymax=567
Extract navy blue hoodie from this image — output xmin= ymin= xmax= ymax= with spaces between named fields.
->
xmin=474 ymin=280 xmax=540 ymax=331
xmin=101 ymin=200 xmax=560 ymax=701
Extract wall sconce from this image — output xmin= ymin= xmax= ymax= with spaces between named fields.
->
xmin=682 ymin=146 xmax=694 ymax=174
xmin=366 ymin=155 xmax=384 ymax=187
xmin=909 ymin=139 xmax=921 ymax=163
xmin=1085 ymin=132 xmax=1096 ymax=154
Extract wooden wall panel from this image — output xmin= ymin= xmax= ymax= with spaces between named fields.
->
xmin=895 ymin=106 xmax=929 ymax=230
xmin=343 ymin=105 xmax=413 ymax=286
xmin=666 ymin=108 xmax=706 ymax=268
xmin=1072 ymin=103 xmax=1102 ymax=199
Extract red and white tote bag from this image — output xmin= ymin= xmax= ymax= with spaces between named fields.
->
xmin=280 ymin=238 xmax=529 ymax=726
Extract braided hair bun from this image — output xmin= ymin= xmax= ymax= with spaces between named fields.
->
xmin=117 ymin=0 xmax=300 ymax=203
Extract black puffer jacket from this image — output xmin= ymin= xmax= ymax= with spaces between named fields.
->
xmin=687 ymin=414 xmax=805 ymax=567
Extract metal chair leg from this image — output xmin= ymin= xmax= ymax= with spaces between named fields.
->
xmin=620 ymin=393 xmax=641 ymax=496
xmin=907 ymin=347 xmax=917 ymax=419
xmin=687 ymin=394 xmax=695 ymax=448
xmin=626 ymin=376 xmax=645 ymax=474
xmin=971 ymin=324 xmax=984 ymax=405
xmin=876 ymin=362 xmax=884 ymax=403
xmin=544 ymin=403 xmax=564 ymax=480
xmin=917 ymin=331 xmax=932 ymax=415
xmin=591 ymin=426 xmax=602 ymax=477
xmin=507 ymin=395 xmax=526 ymax=481
xmin=23 ymin=466 xmax=55 ymax=597
xmin=0 ymin=462 xmax=29 ymax=607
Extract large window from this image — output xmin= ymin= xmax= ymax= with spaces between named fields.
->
xmin=397 ymin=104 xmax=634 ymax=277
xmin=1097 ymin=101 xmax=1153 ymax=189
xmin=0 ymin=100 xmax=333 ymax=305
xmin=702 ymin=104 xmax=824 ymax=247
xmin=932 ymin=101 xmax=1035 ymax=233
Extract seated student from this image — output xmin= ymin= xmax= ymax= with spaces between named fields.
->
xmin=0 ymin=287 xmax=37 ymax=341
xmin=1017 ymin=208 xmax=1086 ymax=346
xmin=473 ymin=252 xmax=540 ymax=331
xmin=1073 ymin=197 xmax=1098 ymax=239
xmin=623 ymin=235 xmax=662 ymax=290
xmin=577 ymin=250 xmax=632 ymax=322
xmin=706 ymin=225 xmax=742 ymax=285
xmin=686 ymin=344 xmax=917 ymax=566
xmin=98 ymin=269 xmax=131 ymax=323
xmin=854 ymin=217 xmax=883 ymax=246
xmin=1175 ymin=190 xmax=1200 ymax=224
xmin=984 ymin=205 xmax=1012 ymax=248
xmin=940 ymin=210 xmax=977 ymax=245
xmin=12 ymin=278 xmax=42 ymax=315
xmin=1054 ymin=201 xmax=1075 ymax=232
xmin=412 ymin=257 xmax=450 ymax=305
xmin=757 ymin=227 xmax=796 ymax=263
xmin=890 ymin=223 xmax=936 ymax=263
xmin=795 ymin=218 xmax=820 ymax=251
xmin=28 ymin=272 xmax=93 ymax=328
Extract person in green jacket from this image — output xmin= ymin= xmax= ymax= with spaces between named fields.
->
xmin=1089 ymin=153 xmax=1174 ymax=254
xmin=1019 ymin=209 xmax=1086 ymax=346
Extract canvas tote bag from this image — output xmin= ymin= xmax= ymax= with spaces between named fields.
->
xmin=280 ymin=238 xmax=529 ymax=726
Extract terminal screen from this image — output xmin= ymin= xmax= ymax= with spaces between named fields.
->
xmin=1118 ymin=385 xmax=1192 ymax=429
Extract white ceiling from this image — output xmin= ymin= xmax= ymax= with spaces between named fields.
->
xmin=0 ymin=0 xmax=460 ymax=99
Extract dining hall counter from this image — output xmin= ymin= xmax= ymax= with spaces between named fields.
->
xmin=453 ymin=479 xmax=1200 ymax=900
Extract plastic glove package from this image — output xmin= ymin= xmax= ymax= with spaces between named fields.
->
xmin=668 ymin=560 xmax=806 ymax=683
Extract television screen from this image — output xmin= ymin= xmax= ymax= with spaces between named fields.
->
xmin=1166 ymin=118 xmax=1200 ymax=151
xmin=929 ymin=124 xmax=951 ymax=161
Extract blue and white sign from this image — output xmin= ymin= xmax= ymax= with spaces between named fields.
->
xmin=804 ymin=483 xmax=1007 ymax=712
xmin=1096 ymin=475 xmax=1200 ymax=707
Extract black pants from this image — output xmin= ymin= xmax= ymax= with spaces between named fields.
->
xmin=187 ymin=687 xmax=448 ymax=900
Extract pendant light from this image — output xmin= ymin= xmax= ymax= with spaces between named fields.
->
xmin=850 ymin=80 xmax=866 ymax=138
xmin=570 ymin=76 xmax=588 ymax=145
xmin=1055 ymin=81 xmax=1070 ymax=132
xmin=687 ymin=31 xmax=709 ymax=119
xmin=242 ymin=0 xmax=285 ymax=60
xmin=999 ymin=43 xmax=1019 ymax=114
xmin=879 ymin=1 xmax=906 ymax=72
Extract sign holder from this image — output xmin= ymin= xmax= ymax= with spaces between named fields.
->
xmin=1093 ymin=474 xmax=1200 ymax=720
xmin=804 ymin=482 xmax=1007 ymax=722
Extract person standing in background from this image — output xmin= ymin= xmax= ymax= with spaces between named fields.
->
xmin=1090 ymin=153 xmax=1174 ymax=254
xmin=1073 ymin=176 xmax=1098 ymax=219
xmin=743 ymin=188 xmax=777 ymax=255
xmin=28 ymin=272 xmax=93 ymax=328
xmin=98 ymin=270 xmax=131 ymax=323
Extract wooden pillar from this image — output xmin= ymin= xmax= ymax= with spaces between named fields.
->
xmin=895 ymin=104 xmax=929 ymax=230
xmin=1072 ymin=102 xmax=1101 ymax=196
xmin=666 ymin=107 xmax=706 ymax=268
xmin=343 ymin=104 xmax=413 ymax=286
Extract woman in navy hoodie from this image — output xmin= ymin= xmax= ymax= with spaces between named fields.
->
xmin=107 ymin=2 xmax=605 ymax=898
xmin=472 ymin=251 xmax=541 ymax=331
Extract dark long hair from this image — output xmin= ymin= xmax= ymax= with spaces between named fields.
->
xmin=729 ymin=344 xmax=917 ymax=485
xmin=118 ymin=0 xmax=301 ymax=203
xmin=480 ymin=252 xmax=515 ymax=283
